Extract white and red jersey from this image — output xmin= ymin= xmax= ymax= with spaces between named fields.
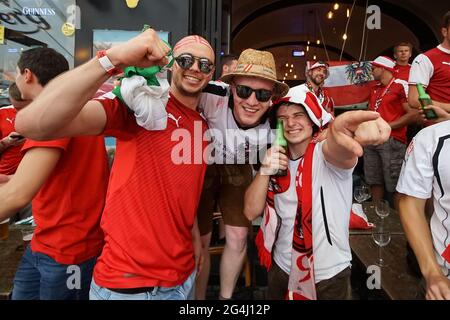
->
xmin=0 ymin=106 xmax=23 ymax=175
xmin=396 ymin=120 xmax=450 ymax=278
xmin=271 ymin=141 xmax=353 ymax=282
xmin=394 ymin=64 xmax=411 ymax=82
xmin=93 ymin=93 xmax=209 ymax=289
xmin=409 ymin=45 xmax=450 ymax=103
xmin=199 ymin=81 xmax=272 ymax=165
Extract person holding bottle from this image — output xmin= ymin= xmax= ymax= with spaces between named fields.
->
xmin=243 ymin=86 xmax=391 ymax=300
xmin=408 ymin=11 xmax=450 ymax=116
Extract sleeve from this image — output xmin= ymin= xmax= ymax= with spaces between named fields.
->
xmin=198 ymin=81 xmax=229 ymax=120
xmin=316 ymin=141 xmax=354 ymax=181
xmin=396 ymin=132 xmax=433 ymax=199
xmin=22 ymin=138 xmax=70 ymax=154
xmin=94 ymin=93 xmax=138 ymax=140
xmin=408 ymin=53 xmax=434 ymax=87
xmin=395 ymin=80 xmax=408 ymax=103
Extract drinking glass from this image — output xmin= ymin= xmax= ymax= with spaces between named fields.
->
xmin=372 ymin=223 xmax=391 ymax=266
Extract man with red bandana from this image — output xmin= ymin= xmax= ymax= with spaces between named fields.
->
xmin=15 ymin=30 xmax=215 ymax=300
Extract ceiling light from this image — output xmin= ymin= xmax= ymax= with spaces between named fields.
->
xmin=342 ymin=33 xmax=348 ymax=40
xmin=333 ymin=3 xmax=339 ymax=10
xmin=327 ymin=11 xmax=333 ymax=19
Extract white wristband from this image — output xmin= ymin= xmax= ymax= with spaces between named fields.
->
xmin=98 ymin=55 xmax=116 ymax=73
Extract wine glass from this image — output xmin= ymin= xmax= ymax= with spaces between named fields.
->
xmin=372 ymin=223 xmax=391 ymax=266
xmin=353 ymin=185 xmax=371 ymax=204
xmin=375 ymin=199 xmax=390 ymax=219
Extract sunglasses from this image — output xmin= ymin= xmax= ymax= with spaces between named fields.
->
xmin=174 ymin=53 xmax=214 ymax=74
xmin=235 ymin=84 xmax=273 ymax=102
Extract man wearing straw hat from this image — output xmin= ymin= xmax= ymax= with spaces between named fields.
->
xmin=127 ymin=48 xmax=288 ymax=299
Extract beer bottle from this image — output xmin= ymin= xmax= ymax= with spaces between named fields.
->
xmin=416 ymin=83 xmax=437 ymax=120
xmin=274 ymin=119 xmax=288 ymax=176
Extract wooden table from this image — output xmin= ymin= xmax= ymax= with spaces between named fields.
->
xmin=0 ymin=227 xmax=26 ymax=300
xmin=349 ymin=202 xmax=424 ymax=299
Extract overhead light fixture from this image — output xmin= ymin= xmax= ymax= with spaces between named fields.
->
xmin=342 ymin=33 xmax=348 ymax=40
xmin=327 ymin=11 xmax=333 ymax=19
xmin=306 ymin=46 xmax=309 ymax=52
xmin=285 ymin=62 xmax=289 ymax=67
xmin=316 ymin=39 xmax=321 ymax=45
xmin=313 ymin=55 xmax=317 ymax=60
xmin=307 ymin=40 xmax=310 ymax=45
xmin=289 ymin=69 xmax=293 ymax=73
xmin=285 ymin=73 xmax=288 ymax=77
xmin=347 ymin=8 xmax=350 ymax=18
xmin=333 ymin=3 xmax=339 ymax=10
xmin=292 ymin=50 xmax=305 ymax=57
xmin=291 ymin=64 xmax=294 ymax=68
xmin=125 ymin=0 xmax=139 ymax=8
xmin=294 ymin=75 xmax=297 ymax=79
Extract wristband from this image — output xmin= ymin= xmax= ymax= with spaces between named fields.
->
xmin=96 ymin=50 xmax=121 ymax=76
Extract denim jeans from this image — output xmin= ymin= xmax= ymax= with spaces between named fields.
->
xmin=89 ymin=270 xmax=196 ymax=300
xmin=12 ymin=245 xmax=97 ymax=300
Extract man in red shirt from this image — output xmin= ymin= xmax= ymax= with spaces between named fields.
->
xmin=364 ymin=56 xmax=416 ymax=211
xmin=0 ymin=48 xmax=110 ymax=300
xmin=409 ymin=11 xmax=450 ymax=113
xmin=15 ymin=30 xmax=213 ymax=300
xmin=393 ymin=42 xmax=413 ymax=81
xmin=0 ymin=83 xmax=29 ymax=175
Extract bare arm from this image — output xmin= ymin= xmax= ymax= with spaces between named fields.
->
xmin=0 ymin=147 xmax=61 ymax=221
xmin=389 ymin=102 xmax=419 ymax=130
xmin=408 ymin=85 xmax=450 ymax=112
xmin=323 ymin=111 xmax=391 ymax=169
xmin=15 ymin=29 xmax=171 ymax=140
xmin=244 ymin=146 xmax=288 ymax=221
xmin=398 ymin=195 xmax=450 ymax=300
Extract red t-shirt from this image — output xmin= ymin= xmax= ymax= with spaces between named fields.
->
xmin=409 ymin=45 xmax=450 ymax=103
xmin=369 ymin=79 xmax=408 ymax=144
xmin=93 ymin=93 xmax=208 ymax=289
xmin=22 ymin=137 xmax=109 ymax=264
xmin=0 ymin=106 xmax=24 ymax=175
xmin=394 ymin=64 xmax=411 ymax=82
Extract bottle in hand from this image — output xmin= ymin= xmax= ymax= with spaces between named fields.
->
xmin=416 ymin=83 xmax=437 ymax=120
xmin=274 ymin=119 xmax=288 ymax=176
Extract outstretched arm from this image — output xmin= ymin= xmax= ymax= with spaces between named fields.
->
xmin=0 ymin=147 xmax=61 ymax=221
xmin=16 ymin=29 xmax=171 ymax=140
xmin=323 ymin=110 xmax=391 ymax=169
xmin=399 ymin=194 xmax=450 ymax=300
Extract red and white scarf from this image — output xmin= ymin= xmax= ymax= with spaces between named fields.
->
xmin=255 ymin=141 xmax=317 ymax=300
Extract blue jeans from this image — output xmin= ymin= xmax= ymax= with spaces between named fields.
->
xmin=12 ymin=245 xmax=97 ymax=300
xmin=89 ymin=271 xmax=196 ymax=300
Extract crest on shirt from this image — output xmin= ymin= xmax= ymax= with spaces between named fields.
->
xmin=346 ymin=62 xmax=373 ymax=85
xmin=405 ymin=140 xmax=414 ymax=162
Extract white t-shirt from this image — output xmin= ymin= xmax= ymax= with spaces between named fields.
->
xmin=198 ymin=81 xmax=272 ymax=165
xmin=272 ymin=141 xmax=353 ymax=282
xmin=396 ymin=121 xmax=450 ymax=278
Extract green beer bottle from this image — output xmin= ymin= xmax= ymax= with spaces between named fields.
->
xmin=416 ymin=83 xmax=437 ymax=120
xmin=275 ymin=119 xmax=288 ymax=176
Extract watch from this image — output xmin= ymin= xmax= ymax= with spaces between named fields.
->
xmin=96 ymin=50 xmax=121 ymax=76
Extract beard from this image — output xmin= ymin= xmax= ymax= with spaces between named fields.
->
xmin=311 ymin=76 xmax=324 ymax=86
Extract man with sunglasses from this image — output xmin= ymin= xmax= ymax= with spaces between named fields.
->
xmin=295 ymin=61 xmax=335 ymax=115
xmin=127 ymin=48 xmax=288 ymax=299
xmin=194 ymin=49 xmax=290 ymax=300
xmin=15 ymin=30 xmax=215 ymax=300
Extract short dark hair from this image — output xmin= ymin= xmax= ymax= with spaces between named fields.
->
xmin=442 ymin=11 xmax=450 ymax=28
xmin=220 ymin=53 xmax=238 ymax=70
xmin=393 ymin=42 xmax=413 ymax=53
xmin=8 ymin=82 xmax=23 ymax=101
xmin=17 ymin=47 xmax=69 ymax=86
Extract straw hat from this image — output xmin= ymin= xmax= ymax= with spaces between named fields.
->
xmin=220 ymin=49 xmax=289 ymax=98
